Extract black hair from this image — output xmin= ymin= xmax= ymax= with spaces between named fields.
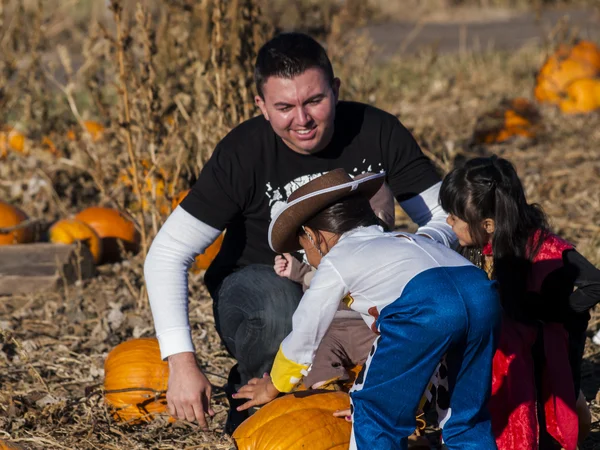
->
xmin=299 ymin=194 xmax=380 ymax=244
xmin=440 ymin=155 xmax=548 ymax=264
xmin=440 ymin=155 xmax=550 ymax=321
xmin=254 ymin=32 xmax=335 ymax=98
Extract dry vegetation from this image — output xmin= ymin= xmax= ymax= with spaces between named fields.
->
xmin=0 ymin=0 xmax=599 ymax=449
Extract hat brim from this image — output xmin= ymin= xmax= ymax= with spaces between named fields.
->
xmin=268 ymin=172 xmax=386 ymax=254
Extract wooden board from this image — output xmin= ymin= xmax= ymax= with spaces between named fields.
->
xmin=0 ymin=243 xmax=96 ymax=296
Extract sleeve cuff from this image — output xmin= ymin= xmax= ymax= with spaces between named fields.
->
xmin=156 ymin=328 xmax=195 ymax=360
xmin=270 ymin=345 xmax=309 ymax=393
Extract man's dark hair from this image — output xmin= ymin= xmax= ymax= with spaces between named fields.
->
xmin=254 ymin=32 xmax=335 ymax=98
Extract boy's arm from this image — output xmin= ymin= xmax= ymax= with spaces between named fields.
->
xmin=271 ymin=259 xmax=347 ymax=393
xmin=288 ymin=257 xmax=314 ymax=291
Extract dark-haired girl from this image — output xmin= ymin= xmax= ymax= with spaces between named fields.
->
xmin=436 ymin=155 xmax=600 ymax=450
xmin=233 ymin=169 xmax=501 ymax=450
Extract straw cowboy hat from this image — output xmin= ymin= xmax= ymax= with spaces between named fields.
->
xmin=268 ymin=168 xmax=386 ymax=253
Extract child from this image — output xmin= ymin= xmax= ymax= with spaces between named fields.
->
xmin=437 ymin=155 xmax=600 ymax=450
xmin=273 ymin=172 xmax=394 ymax=390
xmin=234 ymin=168 xmax=501 ymax=450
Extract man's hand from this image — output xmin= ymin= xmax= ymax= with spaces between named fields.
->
xmin=167 ymin=352 xmax=215 ymax=429
xmin=274 ymin=253 xmax=293 ymax=278
xmin=232 ymin=373 xmax=279 ymax=411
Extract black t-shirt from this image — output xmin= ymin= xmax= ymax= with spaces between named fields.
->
xmin=181 ymin=101 xmax=440 ymax=291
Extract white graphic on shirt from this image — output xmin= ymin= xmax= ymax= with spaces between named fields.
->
xmin=266 ymin=172 xmax=326 ymax=221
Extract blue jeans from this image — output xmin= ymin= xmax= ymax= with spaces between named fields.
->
xmin=209 ymin=264 xmax=303 ymax=386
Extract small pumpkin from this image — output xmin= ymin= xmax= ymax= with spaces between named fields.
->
xmin=119 ymin=160 xmax=171 ymax=215
xmin=172 ymin=189 xmax=225 ymax=272
xmin=41 ymin=136 xmax=60 ymax=156
xmin=0 ymin=127 xmax=26 ymax=157
xmin=49 ymin=219 xmax=103 ymax=263
xmin=233 ymin=390 xmax=352 ymax=450
xmin=558 ymin=78 xmax=600 ymax=114
xmin=472 ymin=97 xmax=542 ymax=145
xmin=67 ymin=120 xmax=104 ymax=142
xmin=534 ymin=40 xmax=600 ymax=105
xmin=104 ymin=338 xmax=170 ymax=423
xmin=75 ymin=207 xmax=140 ymax=263
xmin=0 ymin=201 xmax=33 ymax=245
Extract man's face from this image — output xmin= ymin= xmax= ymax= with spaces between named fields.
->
xmin=255 ymin=68 xmax=340 ymax=155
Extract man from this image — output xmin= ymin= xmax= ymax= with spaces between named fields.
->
xmin=144 ymin=32 xmax=455 ymax=434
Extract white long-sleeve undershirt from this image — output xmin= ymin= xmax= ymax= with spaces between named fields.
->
xmin=144 ymin=206 xmax=221 ymax=359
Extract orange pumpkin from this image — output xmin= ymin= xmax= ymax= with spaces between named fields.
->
xmin=41 ymin=136 xmax=60 ymax=156
xmin=0 ymin=201 xmax=33 ymax=245
xmin=119 ymin=160 xmax=172 ymax=215
xmin=49 ymin=219 xmax=103 ymax=263
xmin=534 ymin=40 xmax=600 ymax=105
xmin=472 ymin=97 xmax=542 ymax=145
xmin=0 ymin=127 xmax=26 ymax=157
xmin=559 ymin=78 xmax=600 ymax=114
xmin=67 ymin=120 xmax=105 ymax=142
xmin=104 ymin=338 xmax=170 ymax=423
xmin=0 ymin=440 xmax=24 ymax=449
xmin=172 ymin=189 xmax=224 ymax=272
xmin=233 ymin=391 xmax=352 ymax=450
xmin=75 ymin=207 xmax=140 ymax=263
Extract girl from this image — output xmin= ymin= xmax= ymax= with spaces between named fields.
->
xmin=438 ymin=155 xmax=600 ymax=450
xmin=234 ymin=168 xmax=501 ymax=450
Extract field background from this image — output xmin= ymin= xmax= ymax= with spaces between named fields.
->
xmin=1 ymin=0 xmax=599 ymax=448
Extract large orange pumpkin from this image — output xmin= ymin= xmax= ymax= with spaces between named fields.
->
xmin=104 ymin=338 xmax=170 ymax=423
xmin=0 ymin=201 xmax=33 ymax=245
xmin=558 ymin=78 xmax=600 ymax=114
xmin=233 ymin=390 xmax=352 ymax=450
xmin=75 ymin=207 xmax=140 ymax=263
xmin=534 ymin=40 xmax=600 ymax=105
xmin=172 ymin=189 xmax=224 ymax=272
xmin=49 ymin=219 xmax=103 ymax=263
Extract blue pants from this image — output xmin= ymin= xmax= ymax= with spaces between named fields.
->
xmin=349 ymin=266 xmax=501 ymax=450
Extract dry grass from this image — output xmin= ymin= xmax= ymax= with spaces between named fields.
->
xmin=0 ymin=0 xmax=599 ymax=448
